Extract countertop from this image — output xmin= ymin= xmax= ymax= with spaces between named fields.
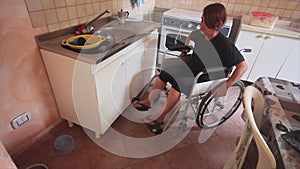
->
xmin=240 ymin=15 xmax=300 ymax=40
xmin=35 ymin=17 xmax=160 ymax=64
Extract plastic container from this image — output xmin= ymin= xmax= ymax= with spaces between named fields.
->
xmin=54 ymin=135 xmax=76 ymax=155
xmin=249 ymin=11 xmax=278 ymax=29
xmin=26 ymin=163 xmax=48 ymax=169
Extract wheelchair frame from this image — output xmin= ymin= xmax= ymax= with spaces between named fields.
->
xmin=134 ymin=49 xmax=245 ymax=134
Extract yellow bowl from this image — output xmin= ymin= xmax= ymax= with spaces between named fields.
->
xmin=61 ymin=34 xmax=106 ymax=50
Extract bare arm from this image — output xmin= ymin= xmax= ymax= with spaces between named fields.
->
xmin=226 ymin=61 xmax=248 ymax=87
xmin=213 ymin=61 xmax=248 ymax=96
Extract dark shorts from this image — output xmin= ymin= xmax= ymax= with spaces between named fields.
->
xmin=159 ymin=56 xmax=200 ymax=96
xmin=159 ymin=55 xmax=231 ymax=96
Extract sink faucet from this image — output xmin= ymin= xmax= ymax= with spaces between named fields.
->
xmin=75 ymin=9 xmax=111 ymax=35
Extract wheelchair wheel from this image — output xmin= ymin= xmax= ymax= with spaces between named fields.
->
xmin=196 ymin=80 xmax=245 ymax=129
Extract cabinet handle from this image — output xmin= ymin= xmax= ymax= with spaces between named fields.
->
xmin=256 ymin=34 xmax=265 ymax=39
xmin=264 ymin=35 xmax=272 ymax=39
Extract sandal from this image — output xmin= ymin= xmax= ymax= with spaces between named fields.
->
xmin=131 ymin=97 xmax=151 ymax=111
xmin=143 ymin=115 xmax=164 ymax=135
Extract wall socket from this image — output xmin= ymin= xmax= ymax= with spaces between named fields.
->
xmin=11 ymin=112 xmax=31 ymax=129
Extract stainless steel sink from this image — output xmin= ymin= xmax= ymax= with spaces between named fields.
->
xmin=61 ymin=19 xmax=157 ymax=54
xmin=61 ymin=27 xmax=136 ymax=54
xmin=95 ymin=27 xmax=136 ymax=44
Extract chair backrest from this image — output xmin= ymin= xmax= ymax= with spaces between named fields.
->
xmin=223 ymin=86 xmax=276 ymax=169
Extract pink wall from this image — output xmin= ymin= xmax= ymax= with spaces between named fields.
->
xmin=0 ymin=0 xmax=60 ymax=156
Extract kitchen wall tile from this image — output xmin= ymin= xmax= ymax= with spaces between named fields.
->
xmin=227 ymin=3 xmax=235 ymax=11
xmin=112 ymin=0 xmax=118 ymax=11
xmin=59 ymin=21 xmax=71 ymax=29
xmin=269 ymin=1 xmax=278 ymax=8
xmin=86 ymin=4 xmax=94 ymax=15
xmin=292 ymin=10 xmax=300 ymax=20
xmin=48 ymin=23 xmax=60 ymax=32
xmin=66 ymin=0 xmax=76 ymax=6
xmin=250 ymin=5 xmax=259 ymax=12
xmin=234 ymin=4 xmax=243 ymax=12
xmin=70 ymin=18 xmax=80 ymax=26
xmin=287 ymin=1 xmax=297 ymax=10
xmin=29 ymin=11 xmax=46 ymax=27
xmin=275 ymin=8 xmax=285 ymax=17
xmin=241 ymin=4 xmax=251 ymax=13
xmin=67 ymin=6 xmax=78 ymax=19
xmin=260 ymin=0 xmax=270 ymax=7
xmin=266 ymin=7 xmax=276 ymax=14
xmin=283 ymin=9 xmax=294 ymax=19
xmin=76 ymin=0 xmax=85 ymax=5
xmin=105 ymin=0 xmax=113 ymax=10
xmin=26 ymin=0 xmax=43 ymax=12
xmin=258 ymin=6 xmax=268 ymax=12
xmin=77 ymin=4 xmax=87 ymax=17
xmin=57 ymin=8 xmax=69 ymax=22
xmin=41 ymin=0 xmax=56 ymax=10
xmin=252 ymin=0 xmax=261 ymax=6
xmin=278 ymin=0 xmax=288 ymax=9
xmin=243 ymin=0 xmax=253 ymax=5
xmin=44 ymin=9 xmax=58 ymax=24
xmin=93 ymin=2 xmax=100 ymax=14
xmin=297 ymin=2 xmax=300 ymax=10
xmin=55 ymin=0 xmax=66 ymax=8
xmin=100 ymin=1 xmax=108 ymax=11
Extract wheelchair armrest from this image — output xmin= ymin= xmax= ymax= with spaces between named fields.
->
xmin=194 ymin=67 xmax=233 ymax=84
xmin=205 ymin=67 xmax=232 ymax=74
xmin=167 ymin=45 xmax=193 ymax=52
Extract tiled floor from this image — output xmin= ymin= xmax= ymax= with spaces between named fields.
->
xmin=13 ymin=100 xmax=245 ymax=169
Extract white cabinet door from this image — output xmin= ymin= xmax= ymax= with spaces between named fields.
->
xmin=235 ymin=30 xmax=264 ymax=81
xmin=248 ymin=35 xmax=295 ymax=82
xmin=276 ymin=39 xmax=300 ymax=83
xmin=125 ymin=44 xmax=144 ymax=101
xmin=94 ymin=41 xmax=146 ymax=134
xmin=143 ymin=31 xmax=158 ymax=69
xmin=95 ymin=55 xmax=126 ymax=134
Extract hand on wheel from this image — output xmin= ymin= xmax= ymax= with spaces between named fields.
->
xmin=213 ymin=82 xmax=227 ymax=97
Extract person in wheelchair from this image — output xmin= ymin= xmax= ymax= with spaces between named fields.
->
xmin=132 ymin=3 xmax=248 ymax=135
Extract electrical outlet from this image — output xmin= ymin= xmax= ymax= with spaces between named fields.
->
xmin=11 ymin=112 xmax=31 ymax=129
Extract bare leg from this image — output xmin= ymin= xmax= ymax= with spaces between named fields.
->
xmin=133 ymin=77 xmax=181 ymax=123
xmin=133 ymin=77 xmax=166 ymax=108
xmin=154 ymin=87 xmax=181 ymax=122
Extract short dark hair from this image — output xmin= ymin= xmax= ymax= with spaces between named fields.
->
xmin=203 ymin=3 xmax=227 ymax=30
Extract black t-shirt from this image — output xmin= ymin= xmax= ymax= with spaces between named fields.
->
xmin=190 ymin=30 xmax=244 ymax=71
xmin=159 ymin=30 xmax=245 ymax=94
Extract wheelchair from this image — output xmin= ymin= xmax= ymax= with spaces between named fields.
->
xmin=129 ymin=37 xmax=245 ymax=135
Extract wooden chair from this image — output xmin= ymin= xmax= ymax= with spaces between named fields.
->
xmin=224 ymin=86 xmax=276 ymax=169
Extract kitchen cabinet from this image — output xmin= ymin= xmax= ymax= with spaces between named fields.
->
xmin=41 ymin=50 xmax=101 ymax=137
xmin=93 ymin=42 xmax=145 ymax=133
xmin=40 ymin=32 xmax=157 ymax=138
xmin=236 ymin=30 xmax=297 ymax=82
xmin=276 ymin=40 xmax=300 ymax=83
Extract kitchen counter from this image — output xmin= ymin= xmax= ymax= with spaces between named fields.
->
xmin=241 ymin=15 xmax=300 ymax=40
xmin=35 ymin=17 xmax=160 ymax=64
